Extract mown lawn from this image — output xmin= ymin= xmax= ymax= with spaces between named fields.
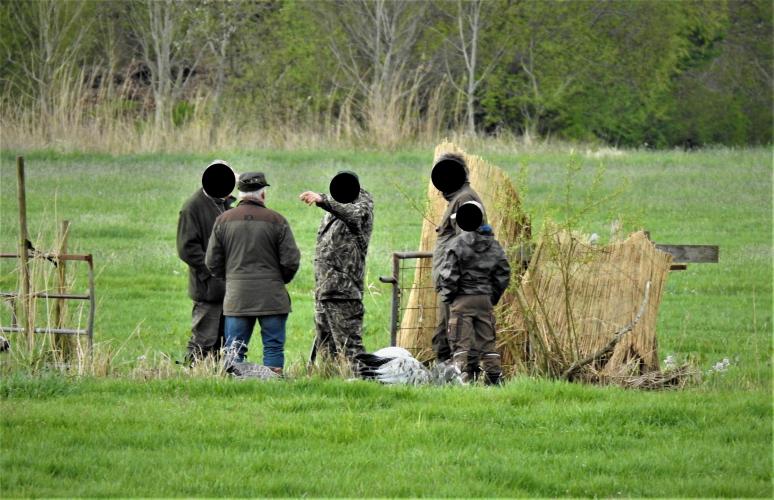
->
xmin=2 ymin=376 xmax=770 ymax=497
xmin=0 ymin=146 xmax=771 ymax=497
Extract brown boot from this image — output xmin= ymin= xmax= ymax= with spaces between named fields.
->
xmin=482 ymin=352 xmax=503 ymax=386
xmin=269 ymin=366 xmax=284 ymax=378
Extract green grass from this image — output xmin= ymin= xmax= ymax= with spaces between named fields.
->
xmin=0 ymin=145 xmax=771 ymax=496
xmin=2 ymin=376 xmax=770 ymax=497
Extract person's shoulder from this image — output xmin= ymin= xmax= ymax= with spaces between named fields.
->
xmin=180 ymin=188 xmax=205 ymax=212
xmin=452 ymin=186 xmax=480 ymax=206
xmin=355 ymin=189 xmax=375 ymax=207
xmin=262 ymin=206 xmax=291 ymax=225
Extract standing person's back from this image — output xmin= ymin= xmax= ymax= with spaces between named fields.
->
xmin=206 ymin=172 xmax=300 ymax=374
xmin=437 ymin=203 xmax=510 ymax=385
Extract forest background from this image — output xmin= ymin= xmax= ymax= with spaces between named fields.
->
xmin=1 ymin=0 xmax=771 ymax=152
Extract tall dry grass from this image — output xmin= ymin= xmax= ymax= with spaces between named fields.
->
xmin=1 ymin=62 xmax=463 ymax=154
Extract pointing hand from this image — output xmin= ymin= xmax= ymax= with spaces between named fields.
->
xmin=299 ymin=191 xmax=323 ymax=205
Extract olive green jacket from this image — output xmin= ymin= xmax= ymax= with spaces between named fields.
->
xmin=205 ymin=200 xmax=300 ymax=316
xmin=177 ymin=188 xmax=233 ymax=303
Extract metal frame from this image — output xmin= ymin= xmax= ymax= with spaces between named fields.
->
xmin=379 ymin=251 xmax=433 ymax=347
xmin=0 ymin=252 xmax=95 ymax=349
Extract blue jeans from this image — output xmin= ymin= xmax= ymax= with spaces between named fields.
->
xmin=224 ymin=314 xmax=287 ymax=368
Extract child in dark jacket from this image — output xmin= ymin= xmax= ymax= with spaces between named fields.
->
xmin=436 ymin=202 xmax=511 ymax=385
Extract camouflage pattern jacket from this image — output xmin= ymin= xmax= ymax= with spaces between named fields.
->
xmin=314 ymin=189 xmax=374 ymax=301
xmin=436 ymin=225 xmax=511 ymax=305
xmin=431 ymin=182 xmax=485 ymax=287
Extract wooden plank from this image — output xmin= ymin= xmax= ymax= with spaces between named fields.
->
xmin=656 ymin=244 xmax=719 ymax=263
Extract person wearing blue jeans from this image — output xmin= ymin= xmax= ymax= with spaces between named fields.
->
xmin=224 ymin=315 xmax=287 ymax=367
xmin=205 ymin=172 xmax=301 ymax=375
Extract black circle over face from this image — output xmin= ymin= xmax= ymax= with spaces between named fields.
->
xmin=202 ymin=163 xmax=235 ymax=198
xmin=431 ymin=159 xmax=466 ymax=194
xmin=330 ymin=172 xmax=360 ymax=203
xmin=456 ymin=202 xmax=483 ymax=232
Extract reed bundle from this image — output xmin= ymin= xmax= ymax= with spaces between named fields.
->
xmin=397 ymin=141 xmax=530 ymax=359
xmin=398 ymin=142 xmax=675 ymax=384
xmin=503 ymin=229 xmax=673 ymax=378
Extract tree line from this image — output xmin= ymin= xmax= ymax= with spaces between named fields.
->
xmin=1 ymin=0 xmax=771 ymax=149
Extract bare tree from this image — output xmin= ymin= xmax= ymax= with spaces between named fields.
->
xmin=316 ymin=0 xmax=430 ymax=142
xmin=127 ymin=0 xmax=207 ymax=131
xmin=442 ymin=0 xmax=505 ymax=136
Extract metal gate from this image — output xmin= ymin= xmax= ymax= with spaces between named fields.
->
xmin=379 ymin=251 xmax=434 ymax=347
xmin=0 ymin=252 xmax=95 ymax=349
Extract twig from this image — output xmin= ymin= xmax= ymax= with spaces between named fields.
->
xmin=393 ymin=182 xmax=437 ymax=227
xmin=562 ymin=281 xmax=651 ymax=380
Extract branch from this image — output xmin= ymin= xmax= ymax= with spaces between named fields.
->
xmin=562 ymin=281 xmax=651 ymax=380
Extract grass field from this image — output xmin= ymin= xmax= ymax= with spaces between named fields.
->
xmin=0 ymin=145 xmax=771 ymax=497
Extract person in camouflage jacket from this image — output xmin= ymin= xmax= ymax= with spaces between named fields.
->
xmin=299 ymin=171 xmax=374 ymax=364
xmin=430 ymin=153 xmax=486 ymax=363
xmin=436 ymin=205 xmax=510 ymax=385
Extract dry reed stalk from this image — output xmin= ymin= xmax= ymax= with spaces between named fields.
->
xmin=507 ymin=229 xmax=673 ymax=377
xmin=596 ymin=363 xmax=700 ymax=390
xmin=397 ymin=141 xmax=530 ymax=360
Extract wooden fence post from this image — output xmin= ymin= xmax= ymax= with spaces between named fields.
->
xmin=54 ymin=220 xmax=74 ymax=357
xmin=16 ymin=156 xmax=34 ymax=350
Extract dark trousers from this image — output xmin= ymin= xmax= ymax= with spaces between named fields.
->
xmin=448 ymin=294 xmax=502 ymax=384
xmin=186 ymin=301 xmax=224 ymax=362
xmin=432 ymin=296 xmax=452 ymax=362
xmin=314 ymin=299 xmax=366 ymax=362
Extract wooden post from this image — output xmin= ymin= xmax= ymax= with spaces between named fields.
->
xmin=16 ymin=156 xmax=34 ymax=350
xmin=54 ymin=220 xmax=73 ymax=357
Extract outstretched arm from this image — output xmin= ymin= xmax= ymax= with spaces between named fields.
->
xmin=299 ymin=190 xmax=370 ymax=234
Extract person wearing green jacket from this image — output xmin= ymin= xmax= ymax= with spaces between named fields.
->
xmin=206 ymin=172 xmax=301 ymax=374
xmin=176 ymin=160 xmax=236 ymax=364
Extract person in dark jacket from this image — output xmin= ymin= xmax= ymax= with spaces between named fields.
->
xmin=176 ymin=160 xmax=236 ymax=363
xmin=299 ymin=171 xmax=374 ymax=364
xmin=437 ymin=201 xmax=510 ymax=385
xmin=430 ymin=153 xmax=486 ymax=364
xmin=206 ymin=172 xmax=301 ymax=374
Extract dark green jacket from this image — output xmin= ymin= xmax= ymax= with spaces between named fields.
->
xmin=205 ymin=200 xmax=300 ymax=316
xmin=176 ymin=188 xmax=233 ymax=303
xmin=436 ymin=225 xmax=510 ymax=305
xmin=314 ymin=189 xmax=374 ymax=300
xmin=431 ymin=182 xmax=486 ymax=287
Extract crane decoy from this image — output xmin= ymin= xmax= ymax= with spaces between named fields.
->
xmin=355 ymin=347 xmax=463 ymax=385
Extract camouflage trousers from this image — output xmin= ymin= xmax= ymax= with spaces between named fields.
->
xmin=447 ymin=294 xmax=502 ymax=385
xmin=314 ymin=299 xmax=366 ymax=362
xmin=186 ymin=301 xmax=224 ymax=363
